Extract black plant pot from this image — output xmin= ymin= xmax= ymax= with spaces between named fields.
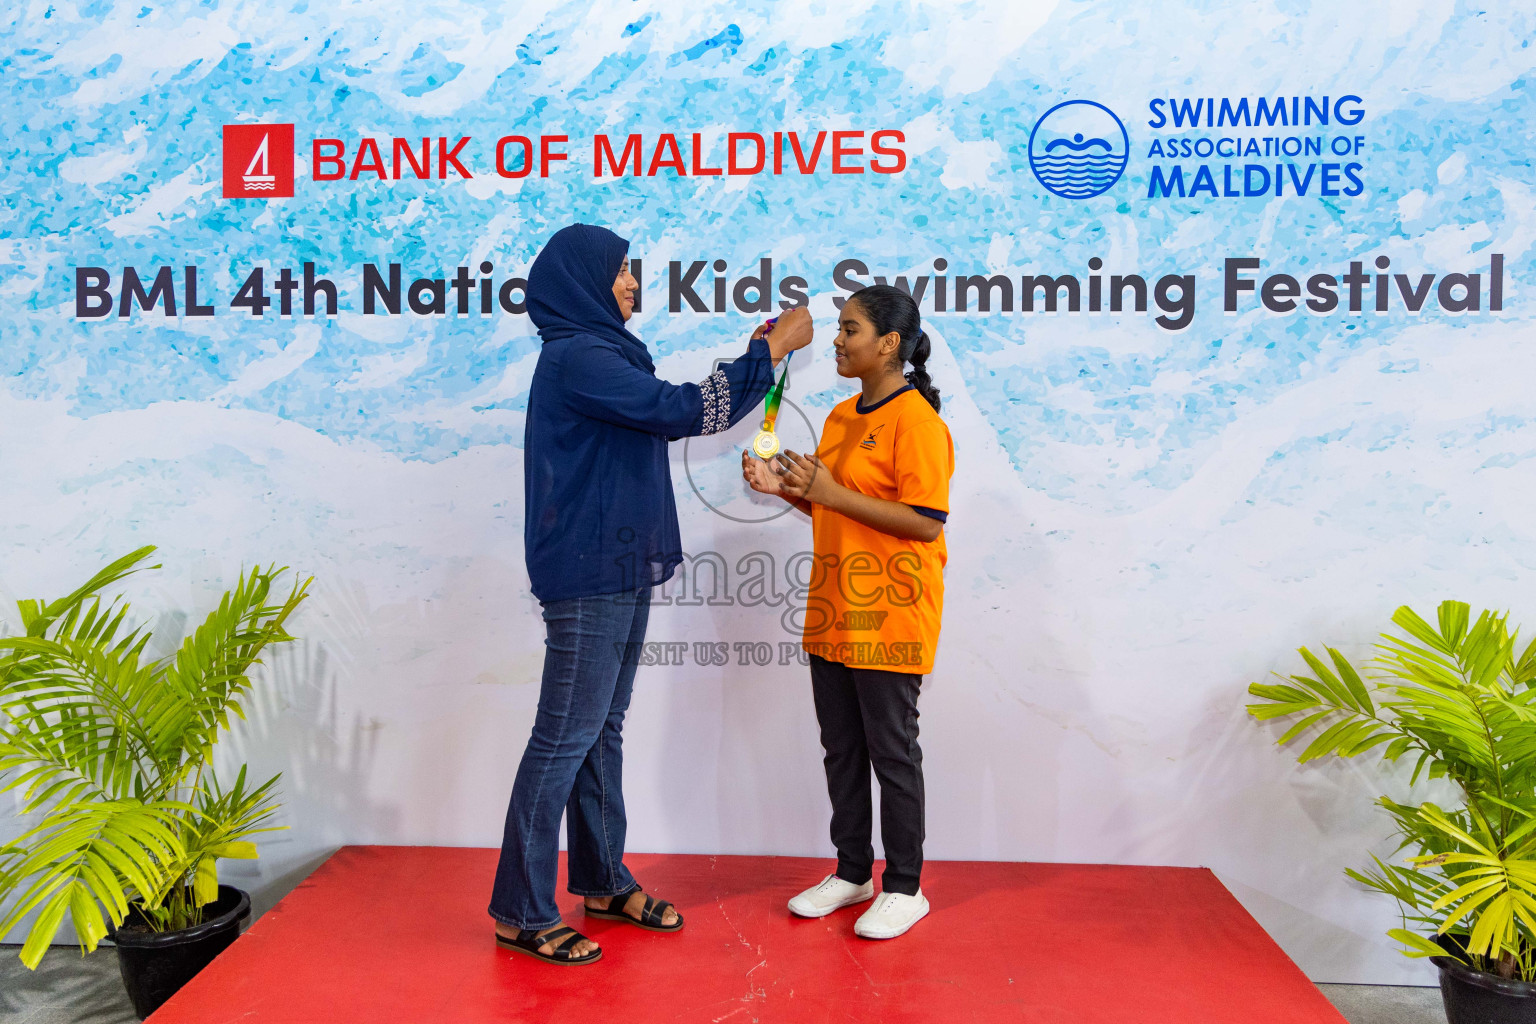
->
xmin=107 ymin=885 xmax=251 ymax=1020
xmin=1431 ymin=936 xmax=1536 ymax=1024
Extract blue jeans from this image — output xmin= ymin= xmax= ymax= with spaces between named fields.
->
xmin=488 ymin=587 xmax=651 ymax=930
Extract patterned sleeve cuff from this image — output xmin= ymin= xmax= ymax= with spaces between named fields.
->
xmin=698 ymin=368 xmax=730 ymax=435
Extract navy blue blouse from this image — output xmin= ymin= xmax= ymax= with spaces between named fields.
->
xmin=521 ymin=222 xmax=777 ymax=603
xmin=523 ymin=333 xmax=775 ymax=602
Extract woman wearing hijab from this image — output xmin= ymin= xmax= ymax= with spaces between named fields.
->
xmin=489 ymin=224 xmax=813 ymax=965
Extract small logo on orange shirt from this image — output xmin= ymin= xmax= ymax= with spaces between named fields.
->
xmin=859 ymin=424 xmax=885 ymax=450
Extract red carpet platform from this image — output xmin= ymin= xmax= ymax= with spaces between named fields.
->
xmin=148 ymin=847 xmax=1344 ymax=1023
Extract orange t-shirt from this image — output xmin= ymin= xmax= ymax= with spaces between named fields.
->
xmin=800 ymin=385 xmax=954 ymax=675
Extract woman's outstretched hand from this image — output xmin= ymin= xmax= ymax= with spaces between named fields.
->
xmin=760 ymin=307 xmax=814 ymax=363
xmin=776 ymin=450 xmax=840 ymax=506
xmin=741 ymin=449 xmax=784 ymax=495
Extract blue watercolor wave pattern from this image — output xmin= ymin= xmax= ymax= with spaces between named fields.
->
xmin=0 ymin=1 xmax=1529 ymax=519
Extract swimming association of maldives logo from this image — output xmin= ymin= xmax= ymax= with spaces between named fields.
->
xmin=222 ymin=124 xmax=295 ymax=198
xmin=1027 ymin=101 xmax=1129 ymax=200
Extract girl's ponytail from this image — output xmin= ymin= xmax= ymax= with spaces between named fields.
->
xmin=903 ymin=331 xmax=941 ymax=411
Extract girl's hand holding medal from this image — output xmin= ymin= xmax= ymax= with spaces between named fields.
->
xmin=774 ymin=450 xmax=842 ymax=506
xmin=740 ymin=449 xmax=784 ymax=495
xmin=739 ymin=447 xmax=841 ymax=507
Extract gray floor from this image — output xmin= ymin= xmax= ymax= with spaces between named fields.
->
xmin=0 ymin=945 xmax=1445 ymax=1023
xmin=0 ymin=946 xmax=137 ymax=1024
xmin=1318 ymin=983 xmax=1445 ymax=1023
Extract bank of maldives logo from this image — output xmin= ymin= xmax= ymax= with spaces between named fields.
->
xmin=1027 ymin=101 xmax=1129 ymax=199
xmin=222 ymin=124 xmax=295 ymax=198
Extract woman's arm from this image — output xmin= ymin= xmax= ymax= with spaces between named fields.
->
xmin=561 ymin=309 xmax=813 ymax=438
xmin=561 ymin=337 xmax=769 ymax=437
xmin=775 ymin=451 xmax=943 ymax=542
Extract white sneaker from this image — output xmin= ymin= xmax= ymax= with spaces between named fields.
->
xmin=787 ymin=874 xmax=875 ymax=918
xmin=853 ymin=890 xmax=930 ymax=939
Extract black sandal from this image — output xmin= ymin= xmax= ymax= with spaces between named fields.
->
xmin=495 ymin=925 xmax=603 ymax=965
xmin=584 ymin=890 xmax=684 ymax=933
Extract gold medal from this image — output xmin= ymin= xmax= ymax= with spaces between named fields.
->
xmin=751 ymin=421 xmax=781 ymax=460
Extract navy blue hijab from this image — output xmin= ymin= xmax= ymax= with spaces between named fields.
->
xmin=526 ymin=223 xmax=653 ymax=372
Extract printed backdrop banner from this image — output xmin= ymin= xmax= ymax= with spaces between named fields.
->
xmin=3 ymin=0 xmax=1534 ymax=984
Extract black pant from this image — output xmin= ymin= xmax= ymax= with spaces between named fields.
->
xmin=809 ymin=654 xmax=925 ymax=896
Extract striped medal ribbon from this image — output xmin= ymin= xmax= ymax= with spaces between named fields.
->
xmin=751 ymin=318 xmax=791 ymax=459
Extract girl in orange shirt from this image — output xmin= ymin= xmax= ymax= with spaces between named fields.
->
xmin=742 ymin=284 xmax=953 ymax=939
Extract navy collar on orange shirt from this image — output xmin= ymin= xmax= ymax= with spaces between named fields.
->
xmin=855 ymin=383 xmax=914 ymax=415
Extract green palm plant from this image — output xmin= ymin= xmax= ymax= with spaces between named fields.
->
xmin=1248 ymin=600 xmax=1536 ymax=981
xmin=0 ymin=546 xmax=311 ymax=968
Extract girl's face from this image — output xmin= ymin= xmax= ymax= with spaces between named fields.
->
xmin=612 ymin=259 xmax=638 ymax=321
xmin=833 ymin=299 xmax=900 ymax=378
